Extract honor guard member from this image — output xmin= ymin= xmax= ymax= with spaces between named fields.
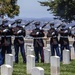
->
xmin=13 ymin=19 xmax=26 ymax=63
xmin=1 ymin=20 xmax=12 ymax=64
xmin=30 ymin=21 xmax=45 ymax=63
xmin=59 ymin=24 xmax=70 ymax=61
xmin=47 ymin=23 xmax=61 ymax=58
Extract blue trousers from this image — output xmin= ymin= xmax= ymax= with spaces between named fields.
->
xmin=1 ymin=45 xmax=12 ymax=65
xmin=60 ymin=44 xmax=70 ymax=61
xmin=14 ymin=44 xmax=26 ymax=63
xmin=34 ymin=46 xmax=44 ymax=63
xmin=0 ymin=48 xmax=3 ymax=66
xmin=50 ymin=44 xmax=61 ymax=56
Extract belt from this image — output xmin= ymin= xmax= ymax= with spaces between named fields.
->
xmin=52 ymin=36 xmax=57 ymax=38
xmin=60 ymin=36 xmax=68 ymax=38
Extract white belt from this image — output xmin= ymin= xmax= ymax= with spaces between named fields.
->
xmin=60 ymin=36 xmax=68 ymax=38
xmin=53 ymin=36 xmax=57 ymax=38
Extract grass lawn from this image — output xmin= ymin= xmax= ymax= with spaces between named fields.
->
xmin=13 ymin=54 xmax=75 ymax=75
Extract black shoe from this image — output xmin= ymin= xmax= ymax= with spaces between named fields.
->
xmin=15 ymin=61 xmax=18 ymax=64
xmin=41 ymin=60 xmax=44 ymax=63
xmin=23 ymin=61 xmax=26 ymax=64
xmin=35 ymin=61 xmax=39 ymax=63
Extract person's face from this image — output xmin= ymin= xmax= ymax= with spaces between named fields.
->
xmin=36 ymin=25 xmax=39 ymax=28
xmin=51 ymin=25 xmax=54 ymax=28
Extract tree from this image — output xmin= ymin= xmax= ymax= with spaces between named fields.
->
xmin=0 ymin=0 xmax=19 ymax=19
xmin=39 ymin=0 xmax=75 ymax=23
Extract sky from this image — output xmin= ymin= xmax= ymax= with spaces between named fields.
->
xmin=16 ymin=0 xmax=54 ymax=19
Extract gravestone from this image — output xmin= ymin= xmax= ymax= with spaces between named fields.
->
xmin=51 ymin=56 xmax=60 ymax=75
xmin=47 ymin=44 xmax=50 ymax=50
xmin=12 ymin=48 xmax=15 ymax=62
xmin=1 ymin=64 xmax=12 ymax=75
xmin=5 ymin=54 xmax=13 ymax=68
xmin=31 ymin=67 xmax=44 ymax=75
xmin=63 ymin=50 xmax=70 ymax=64
xmin=26 ymin=55 xmax=35 ymax=74
xmin=25 ymin=44 xmax=33 ymax=53
xmin=44 ymin=49 xmax=51 ymax=63
xmin=71 ymin=47 xmax=75 ymax=59
xmin=27 ymin=49 xmax=34 ymax=55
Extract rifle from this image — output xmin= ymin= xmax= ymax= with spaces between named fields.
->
xmin=11 ymin=21 xmax=16 ymax=25
xmin=41 ymin=22 xmax=50 ymax=28
xmin=56 ymin=24 xmax=62 ymax=29
xmin=64 ymin=25 xmax=75 ymax=30
xmin=25 ymin=20 xmax=34 ymax=27
xmin=11 ymin=20 xmax=34 ymax=37
xmin=18 ymin=20 xmax=34 ymax=28
xmin=71 ymin=25 xmax=75 ymax=29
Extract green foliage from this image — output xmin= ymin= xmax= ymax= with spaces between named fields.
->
xmin=39 ymin=0 xmax=75 ymax=23
xmin=0 ymin=0 xmax=19 ymax=18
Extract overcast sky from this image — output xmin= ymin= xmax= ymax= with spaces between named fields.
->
xmin=16 ymin=0 xmax=54 ymax=19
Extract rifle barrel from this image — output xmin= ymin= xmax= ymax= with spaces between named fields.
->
xmin=42 ymin=22 xmax=49 ymax=28
xmin=25 ymin=20 xmax=34 ymax=27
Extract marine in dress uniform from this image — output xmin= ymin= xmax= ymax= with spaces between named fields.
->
xmin=1 ymin=20 xmax=12 ymax=64
xmin=59 ymin=24 xmax=70 ymax=61
xmin=30 ymin=22 xmax=45 ymax=63
xmin=13 ymin=19 xmax=26 ymax=63
xmin=47 ymin=23 xmax=61 ymax=58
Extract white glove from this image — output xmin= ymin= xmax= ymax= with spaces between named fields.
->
xmin=55 ymin=28 xmax=57 ymax=30
xmin=3 ymin=29 xmax=8 ymax=32
xmin=36 ymin=32 xmax=39 ymax=35
xmin=64 ymin=30 xmax=68 ymax=33
xmin=69 ymin=26 xmax=71 ymax=29
xmin=52 ymin=32 xmax=55 ymax=35
xmin=22 ymin=25 xmax=25 ymax=28
xmin=8 ymin=24 xmax=11 ymax=28
xmin=40 ymin=27 xmax=42 ymax=30
xmin=17 ymin=30 xmax=22 ymax=34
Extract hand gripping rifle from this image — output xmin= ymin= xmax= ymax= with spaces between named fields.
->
xmin=29 ymin=22 xmax=49 ymax=38
xmin=1 ymin=20 xmax=17 ymax=37
xmin=0 ymin=19 xmax=16 ymax=36
xmin=12 ymin=20 xmax=34 ymax=37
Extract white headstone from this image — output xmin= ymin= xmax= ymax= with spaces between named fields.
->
xmin=26 ymin=55 xmax=35 ymax=74
xmin=27 ymin=49 xmax=34 ymax=55
xmin=71 ymin=47 xmax=75 ymax=59
xmin=1 ymin=64 xmax=12 ymax=75
xmin=5 ymin=54 xmax=13 ymax=68
xmin=12 ymin=48 xmax=15 ymax=62
xmin=63 ymin=50 xmax=70 ymax=64
xmin=47 ymin=44 xmax=50 ymax=49
xmin=51 ymin=56 xmax=60 ymax=75
xmin=31 ymin=67 xmax=44 ymax=75
xmin=25 ymin=44 xmax=33 ymax=53
xmin=44 ymin=49 xmax=51 ymax=63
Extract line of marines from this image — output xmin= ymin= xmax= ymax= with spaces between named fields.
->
xmin=0 ymin=19 xmax=75 ymax=65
